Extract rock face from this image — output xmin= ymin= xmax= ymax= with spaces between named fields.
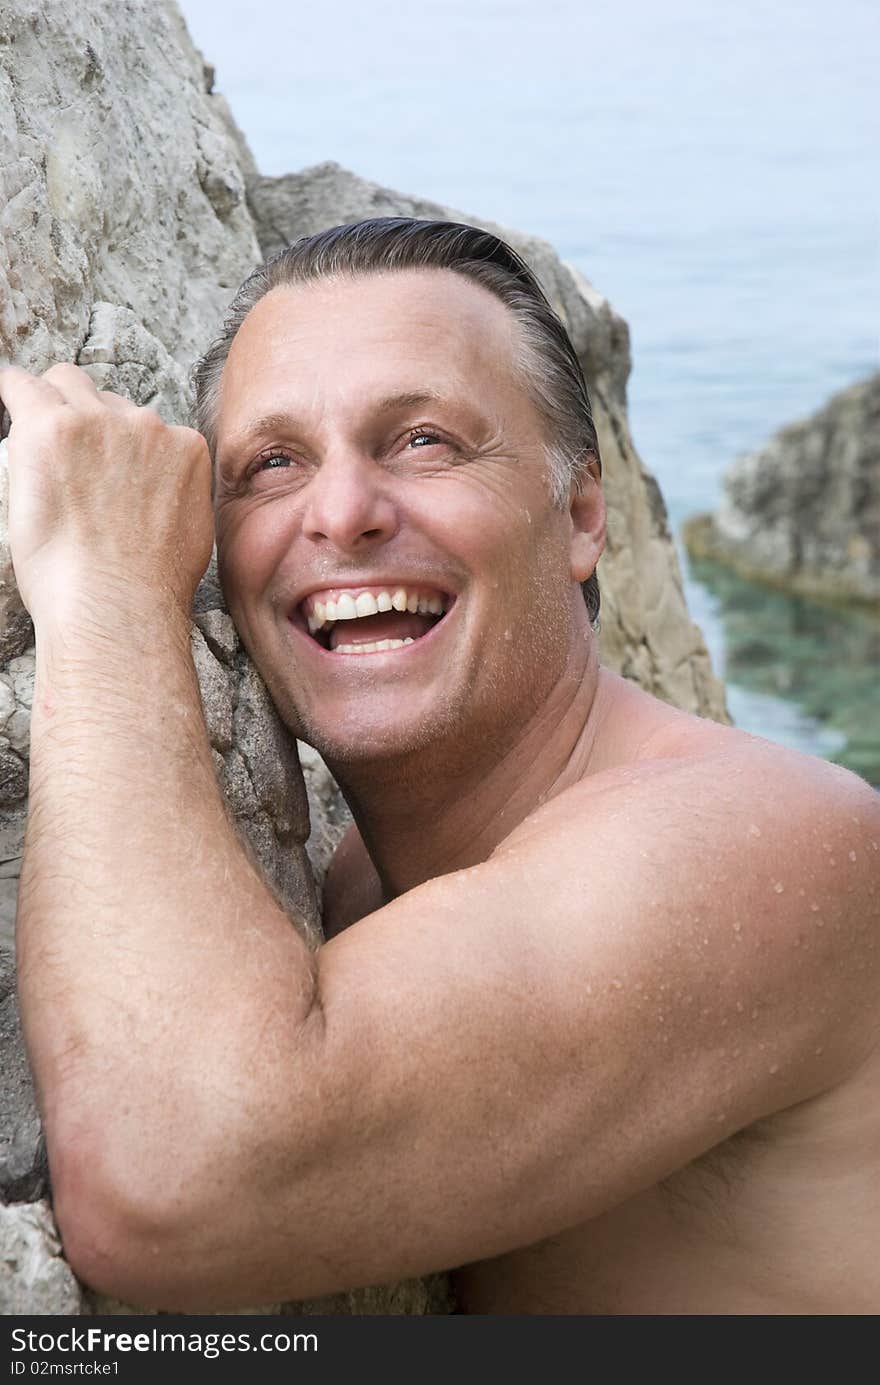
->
xmin=683 ymin=373 xmax=880 ymax=609
xmin=0 ymin=0 xmax=318 ymax=1316
xmin=248 ymin=162 xmax=728 ymax=719
xmin=0 ymin=0 xmax=725 ymax=1317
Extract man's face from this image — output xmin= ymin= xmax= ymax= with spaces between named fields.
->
xmin=213 ymin=268 xmax=592 ymax=767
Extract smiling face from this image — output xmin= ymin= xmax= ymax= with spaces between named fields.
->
xmin=213 ymin=268 xmax=603 ymax=769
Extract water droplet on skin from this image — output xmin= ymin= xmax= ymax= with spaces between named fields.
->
xmin=810 ymin=902 xmax=820 ymax=912
xmin=611 ymin=979 xmax=623 ymax=990
xmin=774 ymin=882 xmax=785 ymax=894
xmin=848 ymin=850 xmax=857 ymax=862
xmin=768 ymin=1064 xmax=779 ymax=1075
xmin=815 ymin=918 xmax=824 ymax=928
xmin=503 ymin=629 xmax=512 ymax=641
xmin=748 ymin=824 xmax=762 ymax=838
xmin=871 ymin=841 xmax=878 ymax=852
xmin=733 ymin=921 xmax=742 ymax=933
xmin=829 ymin=858 xmax=837 ymax=867
xmin=815 ymin=1047 xmax=824 ymax=1056
xmin=751 ymin=1008 xmax=759 ymax=1020
xmin=585 ymin=984 xmax=593 ymax=997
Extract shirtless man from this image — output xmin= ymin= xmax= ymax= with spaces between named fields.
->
xmin=2 ymin=218 xmax=878 ymax=1315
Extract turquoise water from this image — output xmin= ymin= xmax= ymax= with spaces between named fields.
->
xmin=179 ymin=0 xmax=879 ymax=777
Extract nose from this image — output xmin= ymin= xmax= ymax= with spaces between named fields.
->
xmin=301 ymin=450 xmax=400 ymax=553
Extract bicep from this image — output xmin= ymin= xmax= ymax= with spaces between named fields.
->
xmin=297 ymin=748 xmax=877 ymax=1292
xmin=148 ymin=745 xmax=875 ymax=1310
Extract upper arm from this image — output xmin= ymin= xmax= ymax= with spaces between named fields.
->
xmin=121 ymin=743 xmax=880 ymax=1308
xmin=302 ymin=745 xmax=880 ymax=1287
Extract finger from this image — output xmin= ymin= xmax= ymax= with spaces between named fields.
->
xmin=0 ymin=365 xmax=67 ymax=424
xmin=41 ymin=362 xmax=103 ymax=409
xmin=97 ymin=389 xmax=137 ymax=413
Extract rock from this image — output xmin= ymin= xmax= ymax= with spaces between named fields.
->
xmin=297 ymin=742 xmax=353 ymax=892
xmin=0 ymin=949 xmax=46 ymax=1201
xmin=0 ymin=0 xmax=730 ymax=1319
xmin=683 ymin=373 xmax=880 ymax=609
xmin=77 ymin=303 xmax=192 ymax=422
xmin=246 ymin=162 xmax=727 ymax=721
xmin=0 ymin=442 xmax=33 ymax=664
xmin=0 ymin=0 xmax=322 ymax=1316
xmin=0 ymin=1200 xmax=85 ymax=1314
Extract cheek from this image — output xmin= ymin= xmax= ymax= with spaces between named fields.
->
xmin=215 ymin=502 xmax=290 ymax=602
xmin=425 ymin=479 xmax=543 ymax=563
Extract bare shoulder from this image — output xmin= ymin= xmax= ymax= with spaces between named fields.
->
xmin=322 ymin=823 xmax=383 ymax=940
xmin=498 ymin=716 xmax=880 ymax=1067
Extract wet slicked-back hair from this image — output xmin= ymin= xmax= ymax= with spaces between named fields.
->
xmin=192 ymin=217 xmax=601 ymax=624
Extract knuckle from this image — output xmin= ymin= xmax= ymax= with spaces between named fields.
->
xmin=176 ymin=425 xmax=212 ymax=462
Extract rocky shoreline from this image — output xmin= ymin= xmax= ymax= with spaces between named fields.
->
xmin=683 ymin=373 xmax=880 ymax=613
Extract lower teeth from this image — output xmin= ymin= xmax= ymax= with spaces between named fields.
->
xmin=333 ymin=637 xmax=415 ymax=655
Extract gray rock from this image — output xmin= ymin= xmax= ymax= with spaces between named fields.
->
xmin=297 ymin=742 xmax=353 ymax=893
xmin=194 ymin=609 xmax=239 ymax=665
xmin=0 ymin=1200 xmax=84 ymax=1314
xmin=0 ymin=443 xmax=32 ymax=664
xmin=0 ymin=949 xmax=45 ymax=1201
xmin=684 ymin=373 xmax=880 ymax=608
xmin=77 ymin=303 xmax=192 ymax=422
xmin=0 ymin=0 xmax=322 ymax=1315
xmin=190 ymin=625 xmax=234 ymax=753
xmin=0 ymin=0 xmax=731 ymax=1320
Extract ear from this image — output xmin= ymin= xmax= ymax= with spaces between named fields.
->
xmin=568 ymin=455 xmax=606 ymax=583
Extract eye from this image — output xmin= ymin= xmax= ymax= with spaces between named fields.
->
xmin=254 ymin=450 xmax=293 ymax=471
xmin=406 ymin=428 xmax=445 ymax=449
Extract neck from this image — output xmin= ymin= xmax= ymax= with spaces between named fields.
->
xmin=327 ymin=634 xmax=609 ymax=899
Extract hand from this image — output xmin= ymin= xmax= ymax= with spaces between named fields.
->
xmin=0 ymin=363 xmax=214 ymax=625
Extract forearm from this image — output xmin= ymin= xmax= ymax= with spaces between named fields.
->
xmin=17 ymin=589 xmax=320 ymax=1209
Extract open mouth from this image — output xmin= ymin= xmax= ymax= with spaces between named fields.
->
xmin=297 ymin=585 xmax=453 ymax=655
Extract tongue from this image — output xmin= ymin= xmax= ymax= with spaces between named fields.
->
xmin=328 ymin=610 xmax=436 ymax=650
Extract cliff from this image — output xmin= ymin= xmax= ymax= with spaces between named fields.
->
xmin=1 ymin=0 xmax=725 ymax=1314
xmin=683 ymin=373 xmax=880 ymax=610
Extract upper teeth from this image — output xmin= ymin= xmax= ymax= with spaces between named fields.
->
xmin=306 ymin=588 xmax=446 ymax=634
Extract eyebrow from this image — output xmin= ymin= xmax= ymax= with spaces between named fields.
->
xmin=228 ymin=390 xmax=451 ymax=457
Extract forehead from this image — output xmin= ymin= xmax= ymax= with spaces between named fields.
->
xmin=216 ymin=268 xmax=527 ymax=439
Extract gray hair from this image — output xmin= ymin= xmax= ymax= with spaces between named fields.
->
xmin=192 ymin=218 xmax=602 ymax=623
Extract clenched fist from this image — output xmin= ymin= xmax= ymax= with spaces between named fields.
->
xmin=0 ymin=363 xmax=214 ymax=626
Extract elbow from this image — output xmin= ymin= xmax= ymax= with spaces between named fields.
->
xmin=50 ymin=1139 xmax=206 ymax=1311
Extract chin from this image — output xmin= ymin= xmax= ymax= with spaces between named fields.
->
xmin=301 ymin=709 xmax=457 ymax=773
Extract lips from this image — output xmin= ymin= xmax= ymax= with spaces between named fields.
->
xmin=293 ymin=583 xmax=453 ymax=655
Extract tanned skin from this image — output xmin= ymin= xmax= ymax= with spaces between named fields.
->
xmin=2 ymin=268 xmax=878 ymax=1315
